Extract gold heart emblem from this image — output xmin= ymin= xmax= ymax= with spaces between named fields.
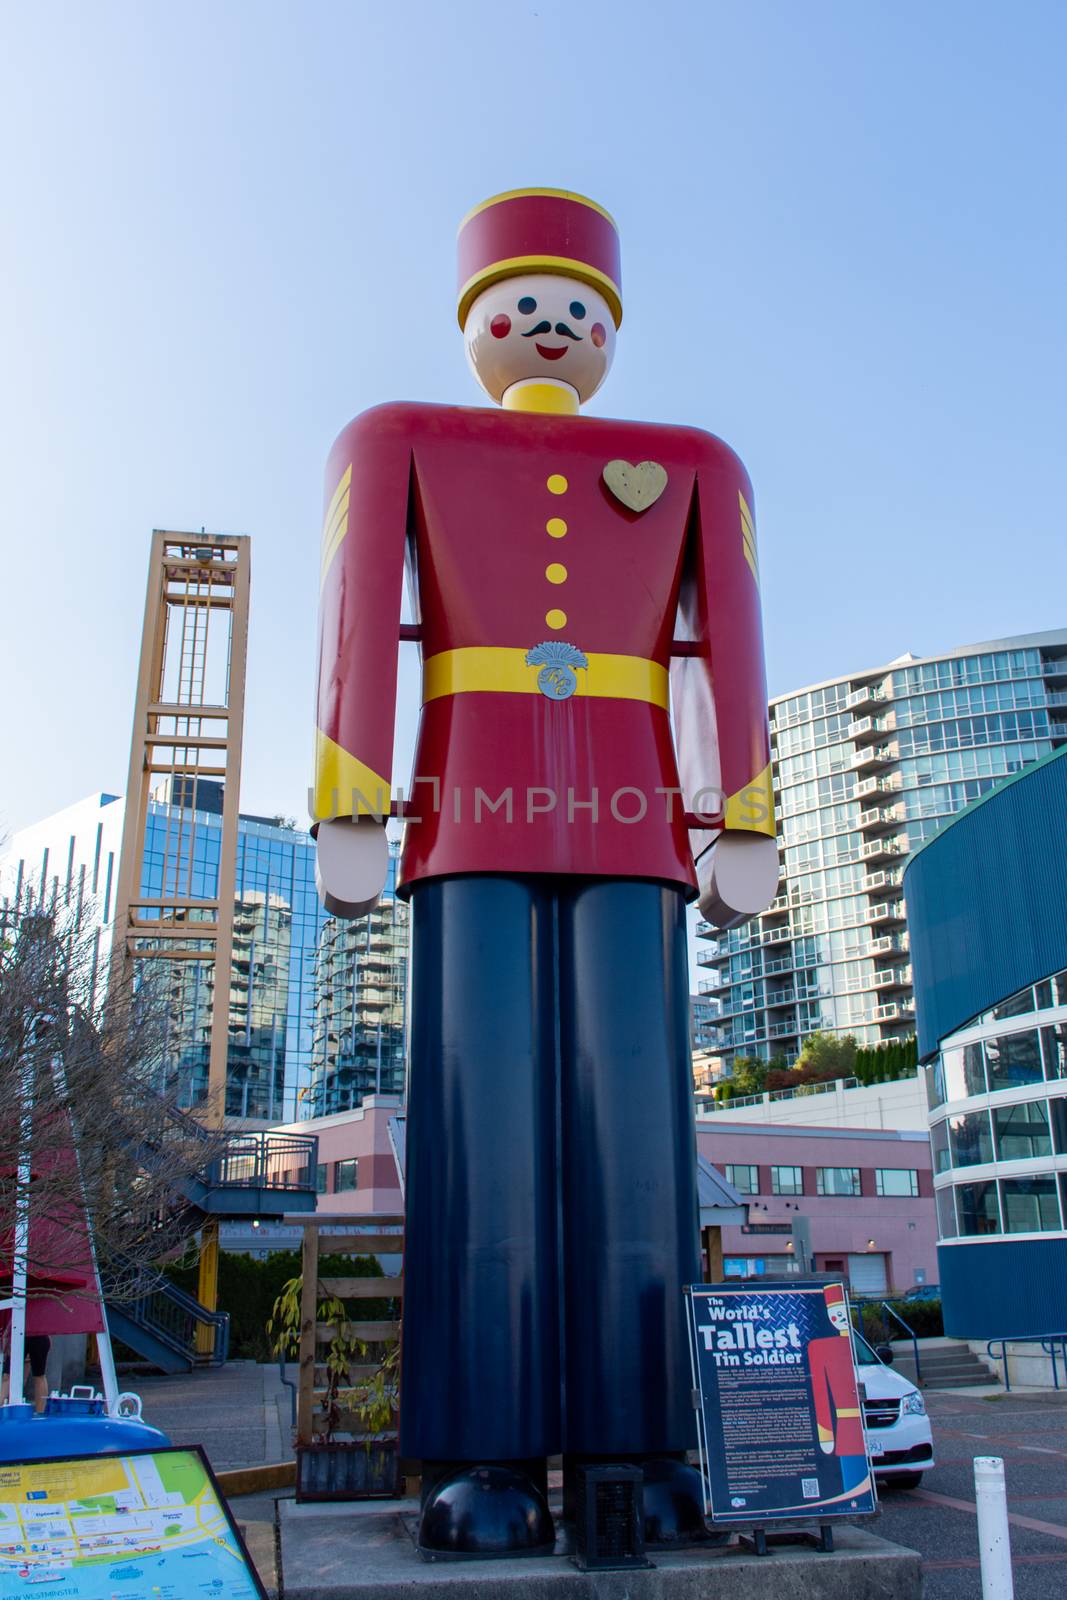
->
xmin=602 ymin=459 xmax=668 ymax=513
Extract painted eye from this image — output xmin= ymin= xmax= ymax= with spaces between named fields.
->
xmin=590 ymin=322 xmax=606 ymax=348
xmin=569 ymin=301 xmax=586 ymax=320
xmin=517 ymin=296 xmax=537 ymax=314
xmin=490 ymin=314 xmax=511 ymax=339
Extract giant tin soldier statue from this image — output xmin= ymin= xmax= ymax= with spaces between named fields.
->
xmin=312 ymin=188 xmax=778 ymax=1556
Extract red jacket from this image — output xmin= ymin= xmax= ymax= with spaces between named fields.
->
xmin=315 ymin=401 xmax=773 ymax=894
xmin=808 ymin=1333 xmax=866 ymax=1457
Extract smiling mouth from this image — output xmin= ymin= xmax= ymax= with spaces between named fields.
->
xmin=535 ymin=343 xmax=568 ymax=361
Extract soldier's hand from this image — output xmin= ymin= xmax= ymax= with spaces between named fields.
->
xmin=697 ymin=831 xmax=780 ymax=930
xmin=315 ymin=817 xmax=390 ymax=918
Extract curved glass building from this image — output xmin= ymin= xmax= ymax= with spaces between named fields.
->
xmin=905 ymin=744 xmax=1067 ymax=1336
xmin=698 ymin=630 xmax=1067 ymax=1069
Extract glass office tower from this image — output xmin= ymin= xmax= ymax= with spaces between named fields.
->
xmin=698 ymin=630 xmax=1067 ymax=1071
xmin=2 ymin=789 xmax=409 ymax=1121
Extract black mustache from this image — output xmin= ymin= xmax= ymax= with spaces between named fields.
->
xmin=521 ymin=320 xmax=583 ymax=341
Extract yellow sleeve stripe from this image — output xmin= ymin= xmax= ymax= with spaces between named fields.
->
xmin=739 ymin=489 xmax=759 ymax=584
xmin=723 ymin=764 xmax=775 ymax=836
xmin=312 ymin=729 xmax=389 ymax=822
xmin=320 ymin=464 xmax=353 ymax=585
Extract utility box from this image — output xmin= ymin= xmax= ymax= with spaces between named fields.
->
xmin=572 ymin=1464 xmax=652 ymax=1571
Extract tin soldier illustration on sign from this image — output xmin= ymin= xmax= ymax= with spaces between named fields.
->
xmin=313 ymin=189 xmax=777 ymax=1555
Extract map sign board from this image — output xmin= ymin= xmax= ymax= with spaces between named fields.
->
xmin=685 ymin=1280 xmax=877 ymax=1524
xmin=0 ymin=1446 xmax=266 ymax=1598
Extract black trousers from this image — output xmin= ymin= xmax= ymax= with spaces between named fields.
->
xmin=399 ymin=876 xmax=700 ymax=1462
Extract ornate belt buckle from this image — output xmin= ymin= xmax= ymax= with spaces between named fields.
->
xmin=525 ymin=641 xmax=588 ymax=701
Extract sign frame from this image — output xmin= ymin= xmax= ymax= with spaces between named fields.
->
xmin=685 ymin=1278 xmax=878 ymax=1527
xmin=0 ymin=1442 xmax=268 ymax=1598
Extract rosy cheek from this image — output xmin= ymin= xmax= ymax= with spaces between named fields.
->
xmin=591 ymin=322 xmax=606 ymax=349
xmin=490 ymin=314 xmax=512 ymax=339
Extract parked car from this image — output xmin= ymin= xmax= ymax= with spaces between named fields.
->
xmin=854 ymin=1329 xmax=934 ymax=1491
xmin=901 ymin=1284 xmax=941 ymax=1303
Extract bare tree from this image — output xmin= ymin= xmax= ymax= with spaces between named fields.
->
xmin=0 ymin=906 xmax=230 ymax=1316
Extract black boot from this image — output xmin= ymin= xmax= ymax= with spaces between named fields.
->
xmin=417 ymin=1463 xmax=556 ymax=1559
xmin=641 ymin=1457 xmax=725 ymax=1548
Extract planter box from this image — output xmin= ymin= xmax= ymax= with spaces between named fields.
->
xmin=296 ymin=1437 xmax=399 ymax=1502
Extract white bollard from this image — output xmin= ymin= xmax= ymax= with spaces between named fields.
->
xmin=974 ymin=1456 xmax=1014 ymax=1599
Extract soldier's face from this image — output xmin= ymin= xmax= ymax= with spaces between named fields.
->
xmin=464 ymin=273 xmax=616 ymax=405
xmin=827 ymin=1303 xmax=849 ymax=1334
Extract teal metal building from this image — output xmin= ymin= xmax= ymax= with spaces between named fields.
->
xmin=904 ymin=745 xmax=1067 ymax=1338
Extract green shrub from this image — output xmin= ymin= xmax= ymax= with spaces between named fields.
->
xmin=856 ymin=1296 xmax=943 ymax=1343
xmin=164 ymin=1249 xmax=391 ymax=1361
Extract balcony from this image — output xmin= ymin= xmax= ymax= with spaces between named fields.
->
xmin=698 ymin=978 xmax=718 ymax=995
xmin=867 ymin=900 xmax=906 ymax=925
xmin=763 ymin=955 xmax=794 ymax=975
xmin=1042 ymin=657 xmax=1067 ymax=684
xmin=851 ymin=742 xmax=899 ymax=772
xmin=696 ymin=946 xmax=722 ymax=966
xmin=761 ymin=923 xmax=792 ymax=946
xmin=856 ymin=774 xmax=903 ymax=800
xmin=870 ymin=933 xmax=908 ymax=956
xmin=847 ymin=681 xmax=889 ymax=712
xmin=848 ymin=712 xmax=896 ymax=744
xmin=876 ymin=997 xmax=916 ymax=1022
xmin=858 ymin=804 xmax=903 ymax=832
xmin=872 ymin=965 xmax=912 ymax=990
xmin=768 ymin=1019 xmax=800 ymax=1040
xmin=861 ymin=835 xmax=905 ymax=861
xmin=764 ymin=893 xmax=790 ymax=916
xmin=766 ymin=986 xmax=796 ymax=1007
xmin=866 ymin=867 xmax=904 ymax=894
xmin=695 ymin=919 xmax=718 ymax=938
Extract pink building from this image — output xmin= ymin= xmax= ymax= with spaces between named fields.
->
xmin=271 ymin=1096 xmax=404 ymax=1216
xmin=264 ymin=1099 xmax=935 ymax=1297
xmin=697 ymin=1120 xmax=937 ymax=1295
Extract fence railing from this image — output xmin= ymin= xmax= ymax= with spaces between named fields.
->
xmin=107 ymin=1262 xmax=230 ymax=1367
xmin=208 ymin=1130 xmax=318 ymax=1193
xmin=986 ymin=1333 xmax=1067 ymax=1392
xmin=851 ymin=1299 xmax=923 ymax=1382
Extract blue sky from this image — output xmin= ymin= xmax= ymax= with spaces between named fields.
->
xmin=1 ymin=0 xmax=1064 ymax=836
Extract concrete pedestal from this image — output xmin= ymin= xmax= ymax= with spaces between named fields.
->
xmin=277 ymin=1497 xmax=921 ymax=1600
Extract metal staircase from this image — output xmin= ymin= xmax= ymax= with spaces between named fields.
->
xmin=106 ymin=1263 xmax=230 ymax=1375
xmin=105 ymin=1102 xmax=318 ymax=1371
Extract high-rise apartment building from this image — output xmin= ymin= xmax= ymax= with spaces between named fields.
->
xmin=1 ymin=788 xmax=409 ymax=1122
xmin=698 ymin=630 xmax=1067 ymax=1070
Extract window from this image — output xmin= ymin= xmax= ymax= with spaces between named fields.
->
xmin=875 ymin=1168 xmax=919 ymax=1197
xmin=770 ymin=1165 xmax=803 ymax=1195
xmin=334 ymin=1158 xmax=358 ymax=1192
xmin=956 ymin=1181 xmax=1001 ymax=1235
xmin=942 ymin=1043 xmax=987 ymax=1101
xmin=993 ymin=1100 xmax=1052 ymax=1161
xmin=930 ymin=1120 xmax=951 ymax=1174
xmin=985 ymin=1031 xmax=1043 ymax=1093
xmin=1000 ymin=1177 xmax=1061 ymax=1233
xmin=1043 ymin=1025 xmax=1067 ymax=1080
xmin=1036 ymin=973 xmax=1067 ymax=1012
xmin=315 ymin=1163 xmax=328 ymax=1195
xmin=948 ymin=1111 xmax=994 ymax=1167
xmin=936 ymin=1186 xmax=958 ymax=1239
xmin=725 ymin=1164 xmax=759 ymax=1194
xmin=816 ymin=1167 xmax=861 ymax=1197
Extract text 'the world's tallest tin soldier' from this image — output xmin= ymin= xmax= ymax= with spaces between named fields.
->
xmin=313 ymin=189 xmax=778 ymax=1556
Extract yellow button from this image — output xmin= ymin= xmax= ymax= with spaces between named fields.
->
xmin=545 ymin=562 xmax=567 ymax=584
xmin=546 ymin=517 xmax=567 ymax=538
xmin=545 ymin=608 xmax=567 ymax=629
xmin=547 ymin=474 xmax=568 ymax=495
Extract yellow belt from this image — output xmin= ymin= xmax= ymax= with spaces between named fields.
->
xmin=422 ymin=646 xmax=669 ymax=709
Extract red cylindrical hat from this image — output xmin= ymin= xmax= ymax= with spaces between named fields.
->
xmin=457 ymin=188 xmax=622 ymax=329
xmin=824 ymin=1284 xmax=847 ymax=1308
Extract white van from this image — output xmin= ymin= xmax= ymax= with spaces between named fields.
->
xmin=854 ymin=1329 xmax=935 ymax=1489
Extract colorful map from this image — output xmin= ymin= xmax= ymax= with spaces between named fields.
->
xmin=0 ymin=1449 xmax=262 ymax=1598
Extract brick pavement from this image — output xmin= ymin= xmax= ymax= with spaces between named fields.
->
xmin=129 ymin=1359 xmax=296 ymax=1474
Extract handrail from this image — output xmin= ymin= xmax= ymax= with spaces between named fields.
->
xmin=852 ymin=1299 xmax=922 ymax=1383
xmin=986 ymin=1333 xmax=1067 ymax=1393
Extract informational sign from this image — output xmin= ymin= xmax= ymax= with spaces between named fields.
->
xmin=0 ymin=1446 xmax=265 ymax=1598
xmin=686 ymin=1281 xmax=876 ymax=1524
